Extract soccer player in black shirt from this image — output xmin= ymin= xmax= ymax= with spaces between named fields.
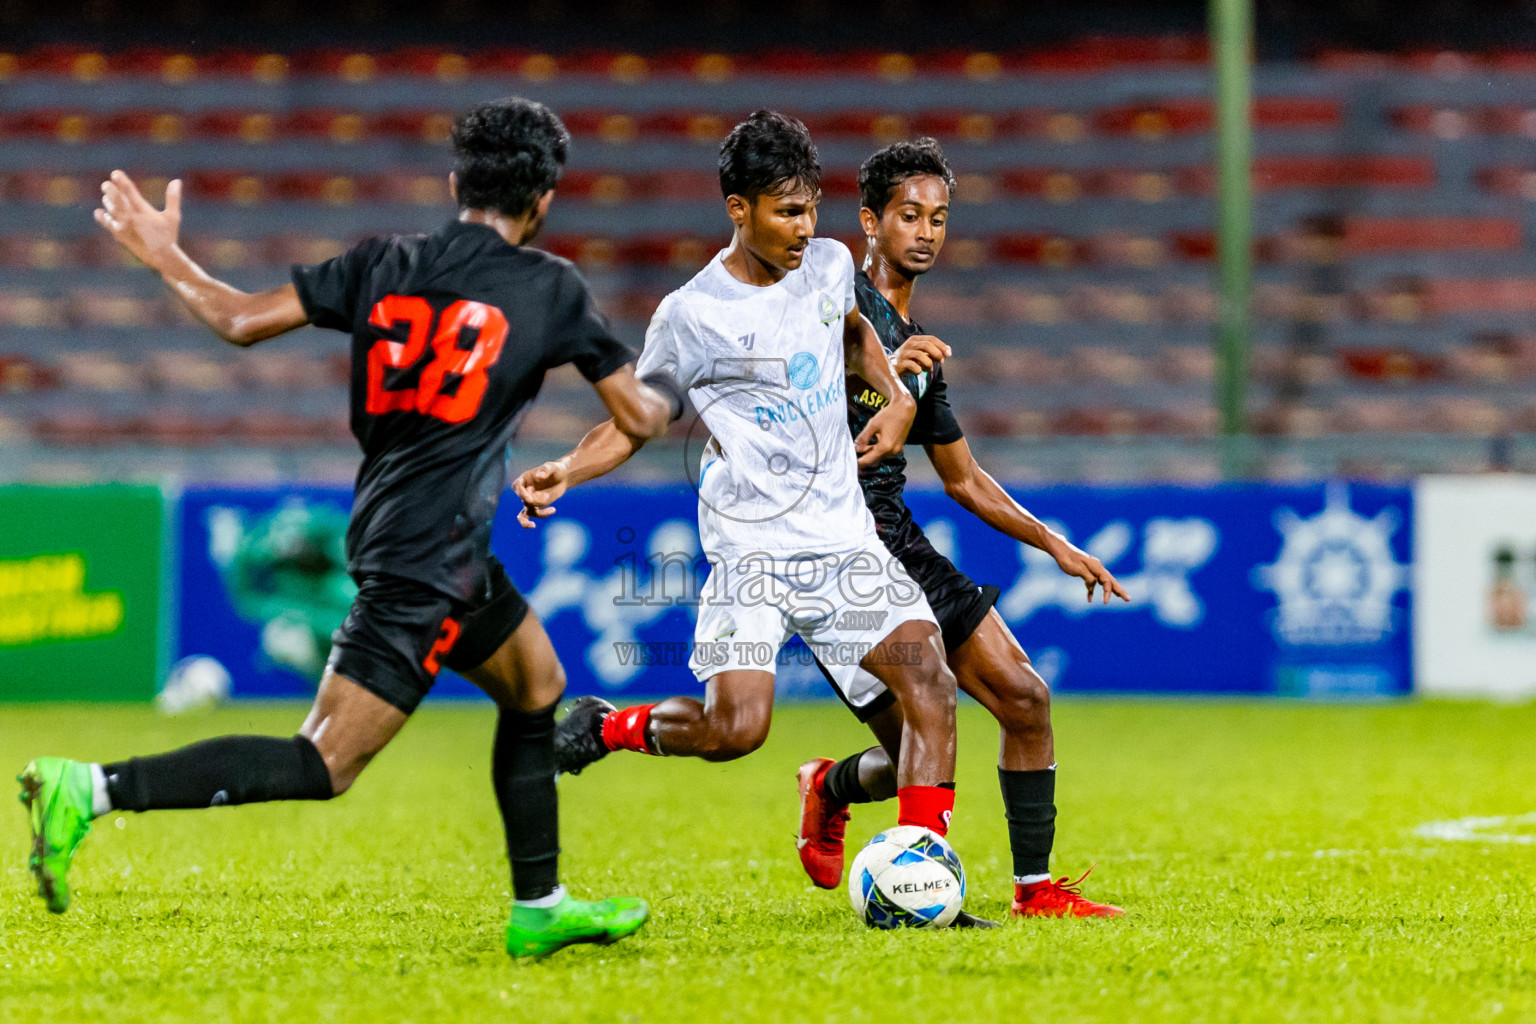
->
xmin=794 ymin=139 xmax=1130 ymax=917
xmin=18 ymin=99 xmax=681 ymax=957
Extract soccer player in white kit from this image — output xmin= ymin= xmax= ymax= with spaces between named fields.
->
xmin=514 ymin=111 xmax=964 ymax=846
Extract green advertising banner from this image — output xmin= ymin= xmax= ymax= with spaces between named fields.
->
xmin=0 ymin=485 xmax=165 ymax=700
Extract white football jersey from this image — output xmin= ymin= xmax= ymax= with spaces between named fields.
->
xmin=636 ymin=237 xmax=877 ymax=560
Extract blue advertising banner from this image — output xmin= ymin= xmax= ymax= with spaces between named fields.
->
xmin=180 ymin=485 xmax=368 ymax=700
xmin=177 ymin=481 xmax=1413 ymax=701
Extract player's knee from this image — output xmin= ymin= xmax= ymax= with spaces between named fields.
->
xmin=518 ymin=658 xmax=566 ymax=711
xmin=900 ymin=655 xmax=958 ymax=718
xmin=993 ymin=667 xmax=1051 ymax=735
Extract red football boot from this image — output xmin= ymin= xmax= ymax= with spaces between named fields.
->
xmin=1011 ymin=867 xmax=1123 ymax=918
xmin=795 ymin=758 xmax=850 ymax=889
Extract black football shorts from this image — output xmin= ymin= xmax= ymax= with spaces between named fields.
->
xmin=327 ymin=555 xmax=530 ymax=714
xmin=898 ymin=532 xmax=1002 ymax=657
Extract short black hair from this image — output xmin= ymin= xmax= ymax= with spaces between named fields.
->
xmin=858 ymin=138 xmax=957 ymax=215
xmin=451 ymin=97 xmax=570 ymax=217
xmin=718 ymin=110 xmax=821 ymax=201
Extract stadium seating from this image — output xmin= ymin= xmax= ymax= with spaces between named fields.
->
xmin=4 ymin=38 xmax=1536 ymax=479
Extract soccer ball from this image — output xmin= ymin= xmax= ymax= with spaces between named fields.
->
xmin=156 ymin=655 xmax=232 ymax=715
xmin=848 ymin=826 xmax=965 ymax=929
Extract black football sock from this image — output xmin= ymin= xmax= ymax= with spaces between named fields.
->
xmin=822 ymin=748 xmax=879 ymax=806
xmin=494 ymin=702 xmax=561 ymax=902
xmin=103 ymin=735 xmax=333 ymax=812
xmin=999 ymin=766 xmax=1057 ymax=880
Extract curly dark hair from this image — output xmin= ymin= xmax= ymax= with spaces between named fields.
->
xmin=450 ymin=97 xmax=570 ymax=217
xmin=858 ymin=138 xmax=957 ymax=214
xmin=718 ymin=110 xmax=821 ymax=200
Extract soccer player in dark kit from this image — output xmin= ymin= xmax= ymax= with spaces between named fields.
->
xmin=793 ymin=139 xmax=1130 ymax=917
xmin=17 ymin=98 xmax=682 ymax=957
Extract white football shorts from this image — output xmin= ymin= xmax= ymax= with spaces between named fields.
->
xmin=687 ymin=533 xmax=939 ymax=711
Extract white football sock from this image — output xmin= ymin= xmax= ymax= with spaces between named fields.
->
xmin=89 ymin=763 xmax=112 ymax=818
xmin=1015 ymin=873 xmax=1051 ymax=887
xmin=514 ymin=884 xmax=566 ymax=909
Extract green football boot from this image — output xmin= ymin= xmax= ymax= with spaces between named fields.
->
xmin=18 ymin=757 xmax=95 ymax=914
xmin=504 ymin=892 xmax=650 ymax=959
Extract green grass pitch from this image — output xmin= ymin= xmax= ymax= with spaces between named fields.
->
xmin=3 ymin=698 xmax=1536 ymax=1023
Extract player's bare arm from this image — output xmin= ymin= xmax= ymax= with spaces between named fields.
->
xmin=94 ymin=170 xmax=308 ymax=346
xmin=845 ymin=308 xmax=916 ymax=466
xmin=513 ymin=420 xmax=641 ymax=528
xmin=514 ymin=363 xmax=683 ymax=527
xmin=925 ymin=438 xmax=1128 ymax=604
xmin=596 ymin=364 xmax=681 ymax=441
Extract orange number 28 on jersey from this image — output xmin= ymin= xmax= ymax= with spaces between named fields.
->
xmin=365 ymin=294 xmax=510 ymax=424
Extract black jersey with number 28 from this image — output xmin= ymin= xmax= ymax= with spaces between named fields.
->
xmin=292 ymin=219 xmax=634 ymax=601
xmin=847 ymin=269 xmax=964 ymax=553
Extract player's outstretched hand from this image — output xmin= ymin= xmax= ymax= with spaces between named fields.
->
xmin=890 ymin=335 xmax=951 ymax=377
xmin=512 ymin=461 xmax=570 ymax=528
xmin=854 ymin=395 xmax=916 ymax=467
xmin=1047 ymin=536 xmax=1130 ymax=605
xmin=94 ymin=170 xmax=182 ymax=267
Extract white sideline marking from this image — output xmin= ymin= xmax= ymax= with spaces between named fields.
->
xmin=1415 ymin=813 xmax=1536 ymax=845
xmin=1262 ymin=847 xmax=1444 ymax=860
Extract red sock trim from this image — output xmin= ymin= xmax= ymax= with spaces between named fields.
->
xmin=897 ymin=784 xmax=955 ymax=836
xmin=601 ymin=704 xmax=656 ymax=754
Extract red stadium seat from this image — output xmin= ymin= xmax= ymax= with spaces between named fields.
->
xmin=3 ymin=110 xmax=97 ymax=143
xmin=1475 ymin=166 xmax=1536 ymax=198
xmin=229 ymin=411 xmax=331 ymax=444
xmin=1312 ymin=50 xmax=1399 ymax=73
xmin=1426 ymin=279 xmax=1536 ymax=315
xmin=34 ymin=410 xmax=130 ymax=446
xmin=1252 ymin=156 xmax=1435 ymax=191
xmin=1339 ymin=348 xmax=1446 ymax=382
xmin=237 ymin=352 xmax=335 ymax=391
xmin=1139 ymin=404 xmax=1218 ymax=436
xmin=630 ymin=171 xmax=718 ymax=201
xmin=371 ymin=109 xmax=454 ymax=144
xmin=1403 ymin=50 xmax=1482 ymax=76
xmin=0 ymin=291 xmax=62 ymax=329
xmin=146 ymin=351 xmax=236 ymax=392
xmin=1344 ymin=217 xmax=1521 ymax=253
xmin=136 ymin=410 xmax=232 ymax=446
xmin=189 ymin=110 xmax=280 ymax=143
xmin=992 ymin=234 xmax=1087 ymax=268
xmin=0 ymin=354 xmax=60 ymax=391
xmin=1423 ymin=396 xmax=1507 ymax=435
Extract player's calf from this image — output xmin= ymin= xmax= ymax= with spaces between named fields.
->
xmin=555 ymin=671 xmax=775 ymax=770
xmin=862 ymin=623 xmax=959 ymax=835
